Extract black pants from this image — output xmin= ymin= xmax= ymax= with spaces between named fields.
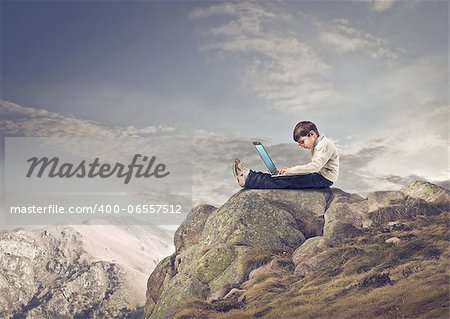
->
xmin=245 ymin=170 xmax=333 ymax=189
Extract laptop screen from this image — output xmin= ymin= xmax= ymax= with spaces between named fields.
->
xmin=253 ymin=143 xmax=277 ymax=174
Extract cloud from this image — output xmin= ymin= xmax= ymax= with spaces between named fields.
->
xmin=377 ymin=55 xmax=448 ymax=108
xmin=191 ymin=130 xmax=258 ymax=205
xmin=1 ymin=101 xmax=199 ymax=231
xmin=354 ymin=0 xmax=422 ymax=13
xmin=317 ymin=19 xmax=398 ymax=60
xmin=189 ymin=2 xmax=279 ymax=22
xmin=336 ymin=53 xmax=448 ymax=194
xmin=338 ymin=104 xmax=448 ymax=193
xmin=353 ymin=0 xmax=400 ymax=12
xmin=371 ymin=0 xmax=397 ymax=12
xmin=190 ymin=2 xmax=333 ymax=113
xmin=2 ymin=100 xmax=445 ymax=208
xmin=176 ymin=26 xmax=446 ymax=204
xmin=192 ymin=128 xmax=448 ymax=206
xmin=0 ymin=100 xmax=175 ymax=138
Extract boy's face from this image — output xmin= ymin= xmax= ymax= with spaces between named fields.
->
xmin=297 ymin=131 xmax=317 ymax=150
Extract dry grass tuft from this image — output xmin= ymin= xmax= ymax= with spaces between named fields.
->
xmin=240 ymin=245 xmax=293 ymax=279
xmin=369 ymin=199 xmax=442 ymax=225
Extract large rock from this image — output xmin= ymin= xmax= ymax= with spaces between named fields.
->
xmin=292 ymin=236 xmax=332 ymax=267
xmin=144 ymin=181 xmax=449 ymax=318
xmin=401 ymin=180 xmax=450 ymax=208
xmin=145 ymin=188 xmax=331 ymax=318
xmin=174 ymin=204 xmax=216 ymax=253
xmin=199 ymin=190 xmax=307 ymax=249
xmin=293 ymin=236 xmax=332 ymax=276
xmin=256 ymin=189 xmax=331 ymax=238
xmin=148 ymin=243 xmax=250 ymax=318
xmin=144 ymin=254 xmax=176 ymax=318
xmin=323 ymin=189 xmax=369 ymax=240
xmin=367 ymin=191 xmax=406 ymax=212
xmin=367 ymin=184 xmax=446 ymax=226
xmin=324 ymin=181 xmax=449 ymax=237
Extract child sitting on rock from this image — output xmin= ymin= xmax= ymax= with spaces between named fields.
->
xmin=232 ymin=121 xmax=339 ymax=189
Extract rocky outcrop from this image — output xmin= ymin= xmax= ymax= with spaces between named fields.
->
xmin=292 ymin=236 xmax=332 ymax=276
xmin=401 ymin=180 xmax=450 ymax=207
xmin=145 ymin=181 xmax=449 ymax=319
xmin=174 ymin=204 xmax=216 ymax=253
xmin=145 ymin=189 xmax=315 ymax=318
xmin=324 ymin=189 xmax=369 ymax=239
xmin=367 ymin=191 xmax=441 ymax=226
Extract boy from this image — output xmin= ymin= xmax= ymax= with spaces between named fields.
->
xmin=232 ymin=121 xmax=339 ymax=189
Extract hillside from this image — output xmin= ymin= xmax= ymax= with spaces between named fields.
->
xmin=145 ymin=181 xmax=449 ymax=319
xmin=0 ymin=220 xmax=174 ymax=318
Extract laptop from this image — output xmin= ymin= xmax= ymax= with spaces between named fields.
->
xmin=252 ymin=142 xmax=289 ymax=177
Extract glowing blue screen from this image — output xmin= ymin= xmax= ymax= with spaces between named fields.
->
xmin=255 ymin=144 xmax=276 ymax=173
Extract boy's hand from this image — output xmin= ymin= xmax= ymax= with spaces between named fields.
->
xmin=278 ymin=167 xmax=290 ymax=175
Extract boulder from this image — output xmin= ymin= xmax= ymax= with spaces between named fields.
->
xmin=367 ymin=191 xmax=406 ymax=212
xmin=149 ymin=243 xmax=250 ymax=318
xmin=293 ymin=237 xmax=332 ymax=276
xmin=385 ymin=237 xmax=401 ymax=245
xmin=146 ymin=188 xmax=330 ymax=318
xmin=324 ymin=189 xmax=369 ymax=240
xmin=144 ymin=254 xmax=176 ymax=318
xmin=145 ymin=182 xmax=448 ymax=318
xmin=199 ymin=191 xmax=306 ymax=249
xmin=174 ymin=204 xmax=216 ymax=253
xmin=368 ymin=196 xmax=441 ymax=226
xmin=256 ymin=189 xmax=331 ymax=238
xmin=148 ymin=272 xmax=209 ymax=319
xmin=401 ymin=181 xmax=450 ymax=208
xmin=292 ymin=236 xmax=332 ymax=267
xmin=248 ymin=262 xmax=273 ymax=280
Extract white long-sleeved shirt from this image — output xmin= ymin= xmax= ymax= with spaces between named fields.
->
xmin=287 ymin=135 xmax=339 ymax=183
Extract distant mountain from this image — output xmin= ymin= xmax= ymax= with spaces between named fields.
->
xmin=0 ymin=220 xmax=174 ymax=318
xmin=145 ymin=181 xmax=449 ymax=319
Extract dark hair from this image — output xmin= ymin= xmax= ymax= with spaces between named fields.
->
xmin=293 ymin=121 xmax=319 ymax=142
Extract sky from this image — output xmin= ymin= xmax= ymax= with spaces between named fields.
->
xmin=1 ymin=0 xmax=449 ymax=213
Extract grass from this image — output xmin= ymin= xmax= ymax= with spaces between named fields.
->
xmin=173 ymin=211 xmax=450 ymax=319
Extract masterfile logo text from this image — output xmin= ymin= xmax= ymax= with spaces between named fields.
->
xmin=4 ymin=136 xmax=193 ymax=226
xmin=26 ymin=154 xmax=170 ymax=184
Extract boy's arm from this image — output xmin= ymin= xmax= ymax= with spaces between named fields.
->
xmin=285 ymin=143 xmax=333 ymax=175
